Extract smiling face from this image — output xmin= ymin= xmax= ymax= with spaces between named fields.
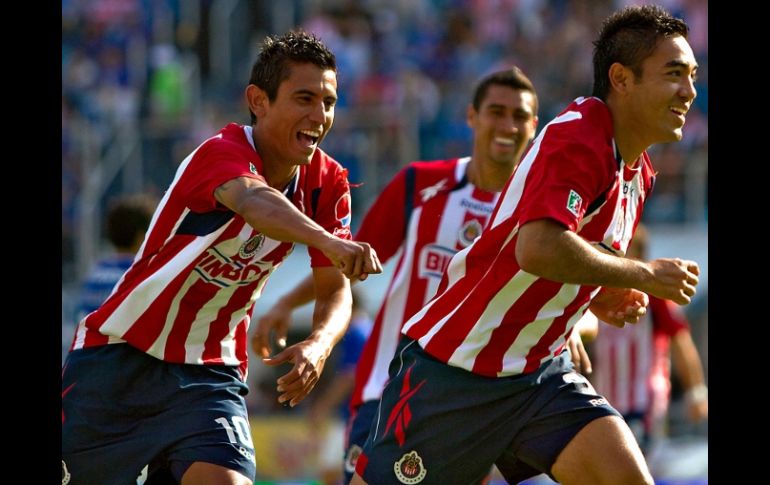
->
xmin=468 ymin=85 xmax=538 ymax=168
xmin=624 ymin=35 xmax=698 ymax=146
xmin=249 ymin=62 xmax=338 ymax=169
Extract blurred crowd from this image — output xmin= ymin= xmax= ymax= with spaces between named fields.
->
xmin=62 ymin=0 xmax=708 ymax=284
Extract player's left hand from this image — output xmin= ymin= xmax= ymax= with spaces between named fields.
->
xmin=261 ymin=336 xmax=332 ymax=407
xmin=590 ymin=287 xmax=649 ymax=328
xmin=566 ymin=330 xmax=592 ymax=375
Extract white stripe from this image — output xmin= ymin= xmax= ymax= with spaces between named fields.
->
xmin=362 ymin=209 xmax=420 ymax=402
xmin=447 ymin=270 xmax=538 ymax=371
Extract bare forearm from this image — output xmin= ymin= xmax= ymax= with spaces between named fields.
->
xmin=516 ymin=219 xmax=652 ymax=289
xmin=232 ymin=184 xmax=334 ymax=248
xmin=308 ymin=267 xmax=353 ymax=350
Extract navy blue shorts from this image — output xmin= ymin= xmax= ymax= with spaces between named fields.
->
xmin=356 ymin=337 xmax=621 ymax=484
xmin=343 ymin=399 xmax=380 ymax=484
xmin=61 ymin=344 xmax=256 ymax=484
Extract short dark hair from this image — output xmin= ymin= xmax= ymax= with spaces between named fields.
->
xmin=592 ymin=5 xmax=689 ymax=100
xmin=248 ymin=30 xmax=337 ymax=124
xmin=106 ymin=194 xmax=156 ymax=249
xmin=472 ymin=66 xmax=538 ymax=115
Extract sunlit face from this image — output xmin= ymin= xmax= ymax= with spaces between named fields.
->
xmin=468 ymin=85 xmax=538 ymax=167
xmin=253 ymin=62 xmax=337 ymax=166
xmin=626 ymin=35 xmax=698 ymax=145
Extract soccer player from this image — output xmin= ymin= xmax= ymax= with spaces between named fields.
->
xmin=61 ymin=30 xmax=381 ymax=485
xmin=254 ymin=66 xmax=539 ymax=483
xmin=352 ymin=5 xmax=700 ymax=484
xmin=589 ymin=224 xmax=708 ymax=452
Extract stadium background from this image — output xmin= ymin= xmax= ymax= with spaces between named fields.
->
xmin=61 ymin=0 xmax=708 ymax=483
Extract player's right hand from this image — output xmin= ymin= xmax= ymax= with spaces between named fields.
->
xmin=252 ymin=301 xmax=292 ymax=359
xmin=321 ymin=239 xmax=383 ymax=281
xmin=644 ymin=258 xmax=700 ymax=305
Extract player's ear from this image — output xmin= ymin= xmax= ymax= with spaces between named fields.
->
xmin=608 ymin=62 xmax=632 ymax=95
xmin=466 ymin=103 xmax=477 ymax=128
xmin=245 ymin=84 xmax=268 ymax=120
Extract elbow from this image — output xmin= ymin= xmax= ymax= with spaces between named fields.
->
xmin=515 ymin=235 xmax=548 ymax=276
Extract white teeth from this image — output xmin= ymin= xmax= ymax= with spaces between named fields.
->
xmin=299 ymin=129 xmax=321 ymax=137
xmin=494 ymin=137 xmax=515 ymax=146
xmin=670 ymin=107 xmax=686 ymax=115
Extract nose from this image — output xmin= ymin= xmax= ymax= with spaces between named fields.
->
xmin=309 ymin=101 xmax=326 ymax=124
xmin=680 ymin=76 xmax=697 ymax=102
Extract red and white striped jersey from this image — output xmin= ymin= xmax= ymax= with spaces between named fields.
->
xmin=590 ymin=297 xmax=688 ymax=417
xmin=71 ymin=123 xmax=352 ymax=378
xmin=402 ymin=97 xmax=656 ymax=377
xmin=350 ymin=158 xmax=500 ymax=408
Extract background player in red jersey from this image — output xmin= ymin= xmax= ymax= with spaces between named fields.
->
xmin=587 ymin=224 xmax=707 ymax=452
xmin=352 ymin=5 xmax=700 ymax=484
xmin=254 ymin=66 xmax=540 ymax=483
xmin=62 ymin=30 xmax=381 ymax=485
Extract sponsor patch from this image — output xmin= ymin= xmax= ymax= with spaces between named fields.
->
xmin=344 ymin=444 xmax=363 ymax=473
xmin=562 ymin=371 xmax=597 ymax=394
xmin=394 ymin=451 xmax=427 ymax=484
xmin=239 ymin=234 xmax=265 ymax=259
xmin=418 ymin=244 xmax=456 ymax=279
xmin=566 ymin=189 xmax=583 ymax=217
xmin=335 ymin=193 xmax=351 ymax=228
xmin=249 ymin=162 xmax=258 ymax=175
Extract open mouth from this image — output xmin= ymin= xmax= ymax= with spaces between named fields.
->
xmin=494 ymin=136 xmax=517 ymax=147
xmin=298 ymin=129 xmax=320 ymax=148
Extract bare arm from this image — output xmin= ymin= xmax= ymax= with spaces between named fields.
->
xmin=670 ymin=330 xmax=708 ymax=422
xmin=515 ymin=219 xmax=699 ymax=304
xmin=261 ymin=266 xmax=352 ymax=407
xmin=215 ymin=176 xmax=381 ymax=280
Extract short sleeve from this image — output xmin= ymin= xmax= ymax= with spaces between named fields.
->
xmin=175 ymin=141 xmax=266 ymax=213
xmin=517 ymin=132 xmax=614 ymax=232
xmin=307 ymin=165 xmax=353 ymax=267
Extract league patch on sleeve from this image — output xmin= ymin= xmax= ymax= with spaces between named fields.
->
xmin=566 ymin=189 xmax=583 ymax=217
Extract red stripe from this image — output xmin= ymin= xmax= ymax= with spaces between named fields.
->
xmin=164 ymin=278 xmax=219 ymax=361
xmin=471 ymin=278 xmax=562 ymax=375
xmin=201 ymin=284 xmax=256 ymax=363
xmin=522 ymin=286 xmax=595 ymax=373
xmin=84 ymin=236 xmax=199 ymax=332
xmin=235 ymin=321 xmax=249 ymax=378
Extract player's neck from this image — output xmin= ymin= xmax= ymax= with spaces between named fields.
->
xmin=466 ymin=157 xmax=516 ymax=192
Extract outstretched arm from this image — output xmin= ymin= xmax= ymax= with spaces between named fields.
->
xmin=261 ymin=266 xmax=352 ymax=407
xmin=515 ymin=219 xmax=699 ymax=304
xmin=215 ymin=176 xmax=381 ymax=280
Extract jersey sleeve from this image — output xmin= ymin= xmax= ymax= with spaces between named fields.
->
xmin=176 ymin=141 xmax=266 ymax=213
xmin=517 ymin=132 xmax=614 ymax=232
xmin=650 ymin=295 xmax=690 ymax=337
xmin=354 ymin=166 xmax=410 ymax=263
xmin=307 ymin=165 xmax=353 ymax=267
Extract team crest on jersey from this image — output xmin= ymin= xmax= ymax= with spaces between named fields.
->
xmin=249 ymin=162 xmax=258 ymax=174
xmin=344 ymin=444 xmax=363 ymax=473
xmin=567 ymin=190 xmax=583 ymax=217
xmin=394 ymin=451 xmax=427 ymax=484
xmin=239 ymin=234 xmax=265 ymax=259
xmin=458 ymin=219 xmax=483 ymax=247
xmin=336 ymin=193 xmax=351 ymax=228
